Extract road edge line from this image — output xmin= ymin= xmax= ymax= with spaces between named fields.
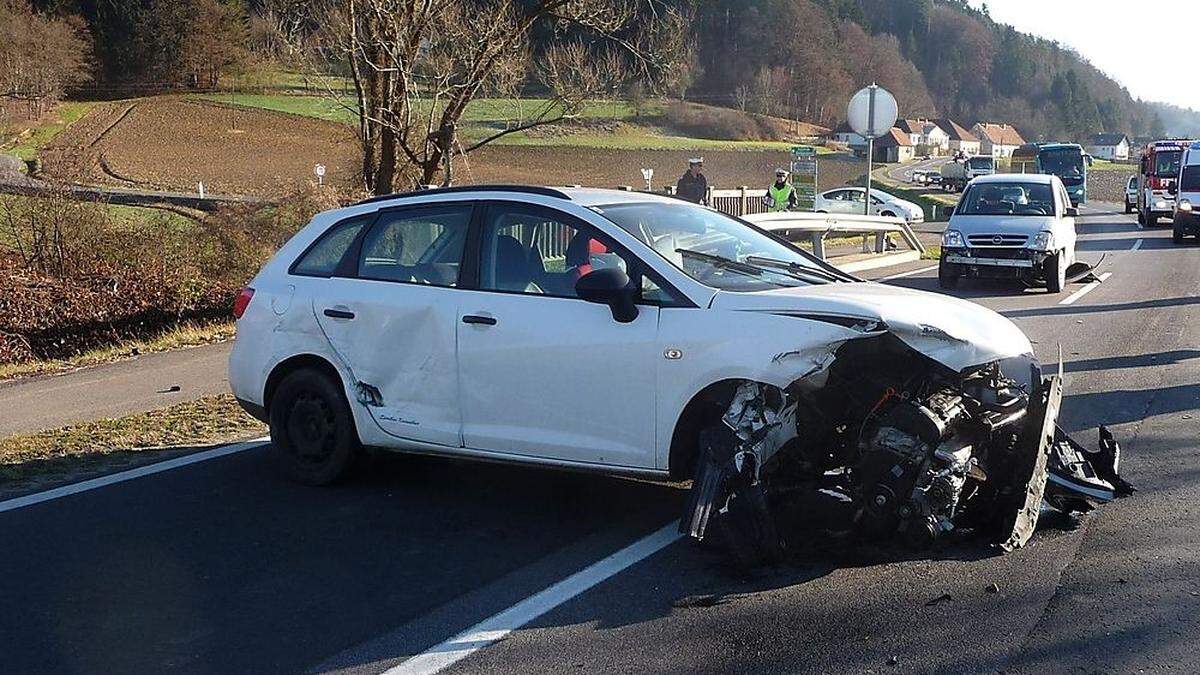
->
xmin=382 ymin=521 xmax=684 ymax=675
xmin=1059 ymin=272 xmax=1113 ymax=306
xmin=0 ymin=436 xmax=269 ymax=514
xmin=880 ymin=264 xmax=939 ymax=281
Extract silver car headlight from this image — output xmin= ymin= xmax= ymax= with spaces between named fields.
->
xmin=1156 ymin=200 xmax=1169 ymax=210
xmin=942 ymin=229 xmax=965 ymax=247
xmin=1180 ymin=199 xmax=1193 ymax=212
xmin=1031 ymin=231 xmax=1054 ymax=250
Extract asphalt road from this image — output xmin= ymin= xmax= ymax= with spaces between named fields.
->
xmin=2 ymin=202 xmax=1198 ymax=674
xmin=0 ymin=342 xmax=233 ymax=437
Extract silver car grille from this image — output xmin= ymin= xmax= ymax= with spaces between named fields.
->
xmin=968 ymin=233 xmax=1028 ymax=247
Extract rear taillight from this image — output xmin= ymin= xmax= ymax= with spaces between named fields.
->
xmin=233 ymin=287 xmax=255 ymax=319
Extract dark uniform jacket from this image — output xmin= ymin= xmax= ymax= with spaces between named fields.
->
xmin=676 ymin=171 xmax=708 ymax=204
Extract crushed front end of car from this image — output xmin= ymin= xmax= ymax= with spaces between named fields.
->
xmin=681 ymin=329 xmax=1133 ymax=568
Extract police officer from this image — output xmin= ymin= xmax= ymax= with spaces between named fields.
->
xmin=676 ymin=157 xmax=708 ymax=204
xmin=766 ymin=168 xmax=798 ymax=212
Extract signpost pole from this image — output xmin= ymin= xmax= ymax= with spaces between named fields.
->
xmin=864 ymin=85 xmax=875 ymax=216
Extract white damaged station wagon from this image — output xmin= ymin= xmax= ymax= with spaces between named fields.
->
xmin=230 ymin=186 xmax=1129 ymax=566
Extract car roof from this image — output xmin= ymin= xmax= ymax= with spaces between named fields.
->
xmin=971 ymin=173 xmax=1057 ymax=185
xmin=355 ymin=185 xmax=680 ymax=209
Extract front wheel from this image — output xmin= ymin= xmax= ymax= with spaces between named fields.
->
xmin=268 ymin=368 xmax=361 ymax=485
xmin=1174 ymin=229 xmax=1185 ymax=244
xmin=938 ymin=263 xmax=960 ymax=289
xmin=1046 ymin=252 xmax=1066 ymax=293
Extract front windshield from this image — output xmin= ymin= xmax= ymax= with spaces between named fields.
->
xmin=1155 ymin=150 xmax=1183 ymax=177
xmin=957 ymin=182 xmax=1055 ymax=216
xmin=1181 ymin=166 xmax=1200 ymax=192
xmin=1040 ymin=149 xmax=1085 ymax=185
xmin=592 ymin=201 xmax=846 ymax=292
xmin=968 ymin=157 xmax=993 ymax=170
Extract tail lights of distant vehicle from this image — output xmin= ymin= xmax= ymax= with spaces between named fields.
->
xmin=233 ymin=287 xmax=255 ymax=319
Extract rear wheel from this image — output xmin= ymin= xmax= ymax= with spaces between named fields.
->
xmin=1137 ymin=209 xmax=1146 ymax=226
xmin=1046 ymin=252 xmax=1066 ymax=293
xmin=1174 ymin=229 xmax=1185 ymax=244
xmin=268 ymin=368 xmax=361 ymax=485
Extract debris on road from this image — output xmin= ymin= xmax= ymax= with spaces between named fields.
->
xmin=985 ymin=582 xmax=1000 ymax=594
xmin=681 ymin=330 xmax=1132 ymax=569
xmin=925 ymin=592 xmax=954 ymax=607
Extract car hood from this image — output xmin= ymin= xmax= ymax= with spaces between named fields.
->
xmin=712 ymin=282 xmax=1033 ymax=372
xmin=950 ymin=215 xmax=1053 ymax=237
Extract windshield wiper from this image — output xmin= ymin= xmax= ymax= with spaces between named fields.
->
xmin=675 ymin=249 xmax=764 ymax=277
xmin=744 ymin=256 xmax=848 ymax=283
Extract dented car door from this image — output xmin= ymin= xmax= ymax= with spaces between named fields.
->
xmin=312 ymin=203 xmax=474 ymax=448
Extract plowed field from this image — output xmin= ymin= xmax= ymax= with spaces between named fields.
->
xmin=42 ymin=97 xmax=866 ymax=197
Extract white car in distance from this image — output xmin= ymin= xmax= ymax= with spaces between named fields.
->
xmin=227 ymin=185 xmax=1121 ymax=565
xmin=815 ymin=187 xmax=925 ymax=224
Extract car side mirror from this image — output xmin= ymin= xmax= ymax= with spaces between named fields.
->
xmin=576 ymin=267 xmax=638 ymax=323
xmin=1065 ymin=207 xmax=1079 ymax=217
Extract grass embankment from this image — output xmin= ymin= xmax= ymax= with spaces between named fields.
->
xmin=193 ymin=93 xmax=835 ymax=153
xmin=0 ymin=394 xmax=266 ymax=496
xmin=0 ymin=321 xmax=233 ymax=381
xmin=2 ymin=102 xmax=97 ymax=162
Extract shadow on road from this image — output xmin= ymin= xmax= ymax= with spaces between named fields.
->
xmin=1002 ymin=295 xmax=1200 ymax=319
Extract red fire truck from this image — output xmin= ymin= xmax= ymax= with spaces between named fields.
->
xmin=1138 ymin=140 xmax=1193 ymax=226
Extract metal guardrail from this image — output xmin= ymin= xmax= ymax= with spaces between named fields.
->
xmin=743 ymin=211 xmax=925 ymax=259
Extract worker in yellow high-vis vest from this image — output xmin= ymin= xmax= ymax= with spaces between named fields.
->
xmin=766 ymin=168 xmax=798 ymax=212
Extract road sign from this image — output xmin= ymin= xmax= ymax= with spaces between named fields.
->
xmin=640 ymin=168 xmax=654 ymax=191
xmin=790 ymin=146 xmax=818 ymax=211
xmin=847 ymin=85 xmax=898 ymax=139
xmin=847 ymin=85 xmax=898 ymax=217
xmin=314 ymin=163 xmax=326 ymax=186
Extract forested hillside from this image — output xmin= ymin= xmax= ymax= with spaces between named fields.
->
xmin=690 ymin=0 xmax=1191 ymax=141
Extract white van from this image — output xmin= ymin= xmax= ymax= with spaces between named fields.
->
xmin=1173 ymin=142 xmax=1200 ymax=243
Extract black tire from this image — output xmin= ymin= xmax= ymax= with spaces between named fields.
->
xmin=1174 ymin=229 xmax=1184 ymax=244
xmin=881 ymin=211 xmax=896 ymax=218
xmin=268 ymin=368 xmax=361 ymax=485
xmin=938 ymin=263 xmax=960 ymax=289
xmin=1046 ymin=252 xmax=1065 ymax=293
xmin=1137 ymin=209 xmax=1146 ymax=226
xmin=1124 ymin=202 xmax=1133 ymax=214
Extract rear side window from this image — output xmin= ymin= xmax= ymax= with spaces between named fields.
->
xmin=291 ymin=216 xmax=370 ymax=277
xmin=357 ymin=205 xmax=472 ymax=286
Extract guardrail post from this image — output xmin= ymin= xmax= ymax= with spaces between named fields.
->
xmin=739 ymin=186 xmax=748 ymax=216
xmin=811 ymin=232 xmax=826 ymax=259
xmin=874 ymin=232 xmax=886 ymax=253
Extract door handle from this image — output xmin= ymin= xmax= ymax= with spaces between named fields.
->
xmin=462 ymin=314 xmax=497 ymax=326
xmin=323 ymin=308 xmax=355 ymax=320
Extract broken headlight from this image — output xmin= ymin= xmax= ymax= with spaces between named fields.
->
xmin=1030 ymin=231 xmax=1054 ymax=250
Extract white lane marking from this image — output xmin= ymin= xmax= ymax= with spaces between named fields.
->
xmin=880 ymin=264 xmax=939 ymax=281
xmin=0 ymin=437 xmax=269 ymax=514
xmin=1131 ymin=238 xmax=1143 ymax=251
xmin=384 ymin=521 xmax=684 ymax=675
xmin=1059 ymin=272 xmax=1113 ymax=306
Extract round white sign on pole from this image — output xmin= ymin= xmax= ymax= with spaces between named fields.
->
xmin=314 ymin=164 xmax=326 ymax=178
xmin=847 ymin=85 xmax=899 ymax=139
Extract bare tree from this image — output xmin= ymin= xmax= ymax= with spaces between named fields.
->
xmin=0 ymin=0 xmax=90 ymax=117
xmin=296 ymin=0 xmax=690 ymax=194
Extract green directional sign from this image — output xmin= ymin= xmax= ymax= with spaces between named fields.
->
xmin=791 ymin=145 xmax=818 ymax=211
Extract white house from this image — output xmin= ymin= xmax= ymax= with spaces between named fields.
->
xmin=935 ymin=119 xmax=981 ymax=155
xmin=875 ymin=127 xmax=916 ymax=163
xmin=972 ymin=122 xmax=1026 ymax=158
xmin=1086 ymin=133 xmax=1131 ymax=160
xmin=830 ymin=121 xmax=865 ymax=147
